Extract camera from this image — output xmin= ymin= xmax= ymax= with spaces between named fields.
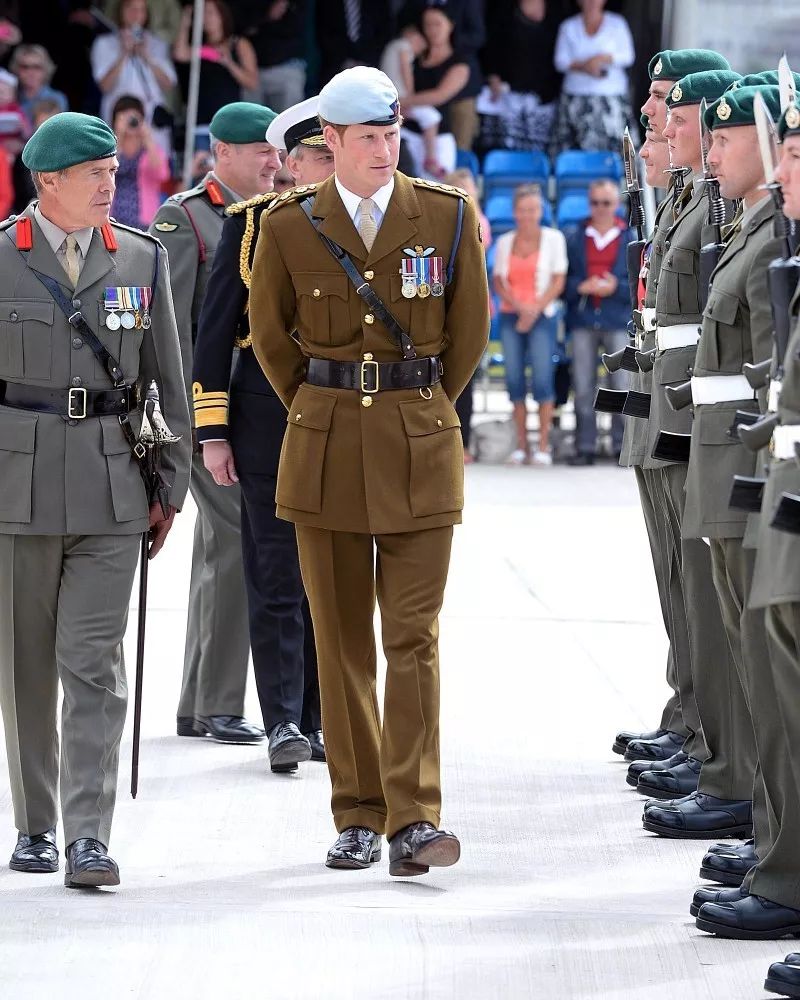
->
xmin=131 ymin=25 xmax=144 ymax=42
xmin=128 ymin=115 xmax=142 ymax=129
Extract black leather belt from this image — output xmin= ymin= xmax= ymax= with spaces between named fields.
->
xmin=0 ymin=381 xmax=137 ymax=419
xmin=306 ymin=356 xmax=442 ymax=394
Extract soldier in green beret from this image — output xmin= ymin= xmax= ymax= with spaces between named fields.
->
xmin=0 ymin=112 xmax=191 ymax=885
xmin=150 ymin=102 xmax=279 ymax=748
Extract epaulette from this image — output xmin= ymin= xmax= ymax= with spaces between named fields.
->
xmin=411 ymin=177 xmax=469 ymax=201
xmin=267 ymin=183 xmax=320 ymax=213
xmin=166 ymin=182 xmax=207 ymax=206
xmin=0 ymin=214 xmax=17 ymax=232
xmin=227 ymin=191 xmax=279 ymax=217
xmin=109 ymin=218 xmax=162 ymax=245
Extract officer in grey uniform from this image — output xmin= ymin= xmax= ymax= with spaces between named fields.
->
xmin=640 ymin=69 xmax=762 ymax=840
xmin=0 ymin=113 xmax=190 ymax=886
xmin=150 ymin=102 xmax=280 ymax=744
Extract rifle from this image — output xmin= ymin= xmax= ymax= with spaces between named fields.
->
xmin=698 ymin=97 xmax=727 ymax=311
xmin=771 ymin=491 xmax=800 ymax=534
xmin=652 ymin=431 xmax=691 ymax=463
xmin=729 ymin=475 xmax=766 ymax=512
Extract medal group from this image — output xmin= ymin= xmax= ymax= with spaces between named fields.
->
xmin=102 ymin=286 xmax=153 ymax=330
xmin=400 ymin=245 xmax=445 ymax=299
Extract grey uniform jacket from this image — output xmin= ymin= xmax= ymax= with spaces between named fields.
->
xmin=0 ymin=204 xmax=191 ymax=535
xmin=683 ymin=197 xmax=781 ymax=539
xmin=148 ymin=173 xmax=237 ymax=417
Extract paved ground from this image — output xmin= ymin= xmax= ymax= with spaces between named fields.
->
xmin=0 ymin=458 xmax=788 ymax=999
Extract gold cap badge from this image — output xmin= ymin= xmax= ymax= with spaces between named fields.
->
xmin=671 ymin=84 xmax=683 ymax=103
xmin=716 ymin=97 xmax=731 ymax=121
xmin=654 ymin=58 xmax=663 ymax=76
xmin=787 ymin=104 xmax=800 ymax=130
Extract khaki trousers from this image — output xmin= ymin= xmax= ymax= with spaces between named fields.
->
xmin=0 ymin=533 xmax=139 ymax=846
xmin=296 ymin=524 xmax=453 ymax=839
xmin=179 ymin=452 xmax=250 ymax=718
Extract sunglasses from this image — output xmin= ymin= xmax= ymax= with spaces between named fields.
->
xmin=17 ymin=63 xmax=44 ymax=70
xmin=590 ymin=199 xmax=615 ymax=206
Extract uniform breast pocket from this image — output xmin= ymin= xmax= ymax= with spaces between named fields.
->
xmin=95 ymin=305 xmax=143 ymax=380
xmin=293 ymin=273 xmax=351 ymax=346
xmin=661 ymin=247 xmax=700 ymax=315
xmin=399 ymin=395 xmax=463 ymax=518
xmin=0 ymin=300 xmax=55 ymax=380
xmin=703 ymin=287 xmax=743 ymax=373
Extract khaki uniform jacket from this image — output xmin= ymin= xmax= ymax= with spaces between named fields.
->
xmin=0 ymin=204 xmax=191 ymax=535
xmin=620 ymin=189 xmax=675 ymax=468
xmin=149 ymin=173 xmax=237 ymax=417
xmin=249 ymin=172 xmax=490 ymax=535
xmin=683 ymin=198 xmax=780 ymax=539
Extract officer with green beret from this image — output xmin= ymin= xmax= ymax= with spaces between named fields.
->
xmin=150 ymin=102 xmax=279 ymax=747
xmin=0 ymin=112 xmax=191 ymax=885
xmin=639 ymin=68 xmax=765 ymax=839
xmin=615 ymin=50 xmax=732 ymax=771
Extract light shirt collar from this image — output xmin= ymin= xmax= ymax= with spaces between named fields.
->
xmin=335 ymin=176 xmax=395 ymax=228
xmin=585 ymin=223 xmax=623 ymax=251
xmin=34 ymin=205 xmax=94 ymax=259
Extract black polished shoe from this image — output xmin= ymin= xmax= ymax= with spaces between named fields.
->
xmin=706 ymin=837 xmax=755 ymax=856
xmin=567 ymin=453 xmax=595 ymax=467
xmin=643 ymin=792 xmax=752 ymax=839
xmin=690 ymin=882 xmax=748 ymax=918
xmin=624 ymin=730 xmax=685 ymax=762
xmin=10 ymin=827 xmax=58 ymax=873
xmin=388 ymin=822 xmax=460 ymax=877
xmin=765 ymin=957 xmax=800 ymax=998
xmin=194 ymin=715 xmax=265 ymax=744
xmin=626 ymin=751 xmax=689 ymax=787
xmin=268 ymin=721 xmax=311 ymax=773
xmin=613 ymin=726 xmax=667 ymax=756
xmin=697 ymin=893 xmax=800 ymax=940
xmin=699 ymin=840 xmax=757 ymax=886
xmin=304 ymin=730 xmax=325 ymax=762
xmin=637 ymin=755 xmax=701 ymax=800
xmin=176 ymin=716 xmax=203 ymax=737
xmin=325 ymin=827 xmax=382 ymax=869
xmin=64 ymin=838 xmax=120 ymax=888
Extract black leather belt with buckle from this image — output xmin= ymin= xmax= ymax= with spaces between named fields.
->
xmin=306 ymin=356 xmax=442 ymax=394
xmin=0 ymin=381 xmax=137 ymax=419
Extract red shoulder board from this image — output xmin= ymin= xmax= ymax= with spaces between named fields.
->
xmin=101 ymin=223 xmax=118 ymax=252
xmin=205 ymin=179 xmax=225 ymax=206
xmin=15 ymin=217 xmax=32 ymax=250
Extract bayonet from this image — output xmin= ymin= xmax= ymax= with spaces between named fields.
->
xmin=779 ymin=53 xmax=796 ymax=113
xmin=697 ymin=97 xmax=726 ymax=309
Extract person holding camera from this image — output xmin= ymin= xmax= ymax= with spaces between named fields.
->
xmin=110 ymin=95 xmax=170 ymax=230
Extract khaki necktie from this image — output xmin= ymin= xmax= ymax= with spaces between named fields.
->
xmin=358 ymin=198 xmax=378 ymax=253
xmin=62 ymin=234 xmax=81 ymax=287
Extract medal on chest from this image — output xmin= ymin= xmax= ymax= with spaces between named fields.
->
xmin=104 ymin=286 xmax=153 ymax=330
xmin=400 ymin=246 xmax=446 ymax=299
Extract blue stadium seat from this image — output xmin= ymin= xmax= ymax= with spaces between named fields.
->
xmin=486 ymin=194 xmax=553 ymax=238
xmin=483 ymin=150 xmax=550 ymax=197
xmin=455 ymin=148 xmax=481 ymax=176
xmin=555 ymin=149 xmax=623 ymax=195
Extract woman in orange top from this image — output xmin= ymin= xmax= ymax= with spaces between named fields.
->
xmin=493 ymin=184 xmax=568 ymax=464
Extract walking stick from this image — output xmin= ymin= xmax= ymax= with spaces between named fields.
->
xmin=131 ymin=530 xmax=149 ymax=799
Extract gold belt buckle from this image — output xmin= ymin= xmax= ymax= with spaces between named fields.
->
xmin=67 ymin=386 xmax=87 ymax=419
xmin=360 ymin=360 xmax=380 ymax=393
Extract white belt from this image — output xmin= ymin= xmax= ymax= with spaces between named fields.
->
xmin=641 ymin=307 xmax=657 ymax=332
xmin=690 ymin=375 xmax=754 ymax=405
xmin=656 ymin=324 xmax=700 ymax=351
xmin=768 ymin=378 xmax=782 ymax=413
xmin=772 ymin=424 xmax=800 ymax=460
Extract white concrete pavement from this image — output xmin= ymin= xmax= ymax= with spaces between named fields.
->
xmin=0 ymin=461 xmax=788 ymax=1000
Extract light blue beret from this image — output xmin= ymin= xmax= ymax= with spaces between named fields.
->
xmin=318 ymin=67 xmax=400 ymax=126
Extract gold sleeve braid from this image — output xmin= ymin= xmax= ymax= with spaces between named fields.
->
xmin=234 ymin=206 xmax=255 ymax=349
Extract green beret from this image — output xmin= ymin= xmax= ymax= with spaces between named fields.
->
xmin=209 ymin=102 xmax=278 ymax=144
xmin=665 ymin=70 xmax=743 ymax=109
xmin=649 ymin=49 xmax=731 ymax=82
xmin=704 ymin=85 xmax=781 ymax=130
xmin=728 ymin=71 xmax=800 ymax=92
xmin=22 ymin=112 xmax=116 ymax=172
xmin=779 ymin=102 xmax=800 ymax=140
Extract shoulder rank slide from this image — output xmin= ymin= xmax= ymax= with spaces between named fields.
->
xmin=205 ymin=178 xmax=225 ymax=206
xmin=15 ymin=217 xmax=32 ymax=250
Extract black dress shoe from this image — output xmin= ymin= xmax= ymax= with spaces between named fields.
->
xmin=624 ymin=730 xmax=685 ymax=762
xmin=10 ymin=827 xmax=58 ymax=873
xmin=388 ymin=822 xmax=460 ymax=878
xmin=194 ymin=715 xmax=265 ymax=744
xmin=176 ymin=716 xmax=203 ymax=737
xmin=613 ymin=727 xmax=667 ymax=756
xmin=690 ymin=882 xmax=748 ymax=918
xmin=706 ymin=837 xmax=755 ymax=856
xmin=567 ymin=453 xmax=595 ymax=466
xmin=637 ymin=755 xmax=701 ymax=800
xmin=697 ymin=893 xmax=800 ymax=940
xmin=643 ymin=792 xmax=752 ymax=839
xmin=765 ymin=957 xmax=800 ymax=998
xmin=268 ymin=721 xmax=311 ymax=773
xmin=64 ymin=838 xmax=119 ymax=888
xmin=326 ymin=827 xmax=381 ymax=869
xmin=626 ymin=751 xmax=688 ymax=787
xmin=699 ymin=840 xmax=757 ymax=886
xmin=304 ymin=730 xmax=325 ymax=762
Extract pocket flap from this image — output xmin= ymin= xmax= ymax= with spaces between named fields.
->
xmin=101 ymin=419 xmax=135 ymax=455
xmin=0 ymin=409 xmax=37 ymax=452
xmin=658 ymin=349 xmax=694 ymax=385
xmin=704 ymin=287 xmax=740 ymax=325
xmin=400 ymin=398 xmax=461 ymax=437
xmin=287 ymin=388 xmax=337 ymax=431
xmin=293 ymin=273 xmax=349 ymax=302
xmin=663 ymin=247 xmax=695 ymax=275
xmin=0 ymin=300 xmax=54 ymax=324
xmin=699 ymin=404 xmax=756 ymax=445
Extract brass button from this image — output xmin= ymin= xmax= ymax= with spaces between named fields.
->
xmin=437 ymin=418 xmax=443 ymax=427
xmin=295 ymin=413 xmax=302 ymax=421
xmin=363 ymin=352 xmax=373 ymax=361
xmin=9 ymin=311 xmax=17 ymax=322
xmin=364 ymin=270 xmax=374 ymax=280
xmin=364 ymin=313 xmax=374 ymax=325
xmin=313 ymin=288 xmax=321 ymax=298
xmin=361 ymin=396 xmax=373 ymax=407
